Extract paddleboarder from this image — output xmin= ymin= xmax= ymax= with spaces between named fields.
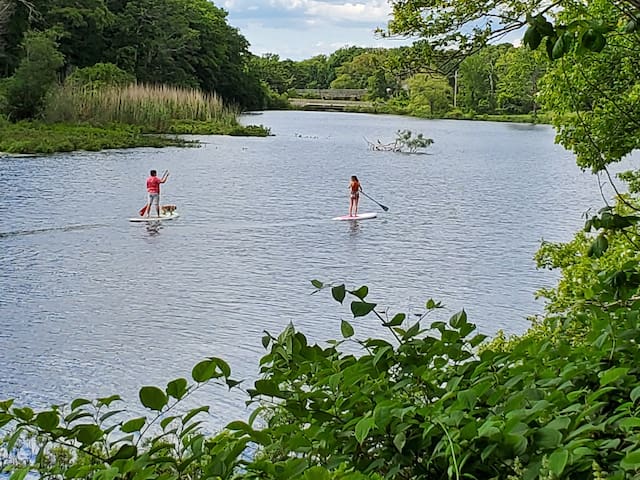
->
xmin=349 ymin=175 xmax=362 ymax=217
xmin=145 ymin=169 xmax=169 ymax=217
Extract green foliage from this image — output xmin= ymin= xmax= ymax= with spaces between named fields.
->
xmin=0 ymin=121 xmax=192 ymax=154
xmin=4 ymin=30 xmax=64 ymax=120
xmin=240 ymin=282 xmax=640 ymax=479
xmin=1 ymin=0 xmax=266 ymax=110
xmin=65 ymin=63 xmax=135 ymax=90
xmin=1 ymin=357 xmax=246 ymax=480
xmin=395 ymin=129 xmax=434 ymax=153
xmin=406 ymin=72 xmax=452 ymax=116
xmin=535 ymin=0 xmax=640 ymax=173
xmin=4 ymin=277 xmax=640 ymax=478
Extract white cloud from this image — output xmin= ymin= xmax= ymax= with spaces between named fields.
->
xmin=223 ymin=1 xmax=408 ymax=60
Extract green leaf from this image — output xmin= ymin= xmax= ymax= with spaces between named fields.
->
xmin=121 ymin=417 xmax=146 ymax=433
xmin=355 ymin=416 xmax=375 ymax=444
xmin=631 ymin=386 xmax=640 ymax=403
xmin=0 ymin=413 xmax=12 ymax=429
xmin=552 ymin=36 xmax=565 ymax=59
xmin=73 ymin=424 xmax=103 ymax=445
xmin=621 ymin=450 xmax=640 ymax=470
xmin=584 ymin=30 xmax=606 ymax=52
xmin=523 ymin=25 xmax=542 ymax=50
xmin=534 ymin=427 xmax=562 ymax=448
xmin=618 ymin=418 xmax=640 ymax=430
xmin=393 ymin=431 xmax=406 ymax=452
xmin=192 ymin=360 xmax=216 ymax=383
xmin=70 ymin=398 xmax=91 ymax=410
xmin=110 ymin=444 xmax=137 ymax=461
xmin=599 ymin=367 xmax=629 ymax=386
xmin=351 ymin=301 xmax=377 ymax=317
xmin=97 ymin=395 xmax=121 ymax=407
xmin=35 ymin=411 xmax=59 ymax=431
xmin=624 ymin=18 xmax=638 ymax=33
xmin=449 ymin=310 xmax=467 ymax=328
xmin=350 ymin=285 xmax=368 ymax=300
xmin=311 ymin=279 xmax=323 ymax=289
xmin=588 ymin=233 xmax=608 ymax=258
xmin=12 ymin=407 xmax=34 ymax=422
xmin=8 ymin=467 xmax=29 ymax=480
xmin=548 ymin=449 xmax=569 ymax=476
xmin=341 ymin=320 xmax=354 ymax=338
xmin=166 ymin=378 xmax=188 ymax=400
xmin=139 ymin=386 xmax=168 ymax=412
xmin=331 ymin=284 xmax=346 ymax=303
xmin=385 ymin=313 xmax=405 ymax=327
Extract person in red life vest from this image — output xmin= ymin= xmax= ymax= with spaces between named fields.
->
xmin=349 ymin=175 xmax=362 ymax=217
xmin=145 ymin=169 xmax=169 ymax=217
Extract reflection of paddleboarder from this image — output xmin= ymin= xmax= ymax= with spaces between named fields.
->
xmin=349 ymin=175 xmax=362 ymax=217
xmin=145 ymin=169 xmax=169 ymax=217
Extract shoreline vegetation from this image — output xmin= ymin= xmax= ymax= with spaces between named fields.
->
xmin=0 ymin=101 xmax=548 ymax=156
xmin=0 ymin=83 xmax=271 ymax=155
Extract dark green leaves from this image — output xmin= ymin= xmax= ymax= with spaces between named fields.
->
xmin=121 ymin=417 xmax=146 ymax=433
xmin=166 ymin=378 xmax=188 ymax=400
xmin=340 ymin=320 xmax=354 ymax=338
xmin=139 ymin=386 xmax=167 ymax=412
xmin=351 ymin=301 xmax=377 ymax=317
xmin=191 ymin=357 xmax=231 ymax=383
xmin=331 ymin=284 xmax=346 ymax=303
xmin=581 ymin=29 xmax=606 ymax=52
xmin=35 ymin=411 xmax=59 ymax=431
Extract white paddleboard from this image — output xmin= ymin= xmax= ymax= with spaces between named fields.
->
xmin=129 ymin=212 xmax=180 ymax=222
xmin=332 ymin=212 xmax=377 ymax=221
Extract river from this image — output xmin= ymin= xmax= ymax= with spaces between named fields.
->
xmin=1 ymin=110 xmax=636 ymax=427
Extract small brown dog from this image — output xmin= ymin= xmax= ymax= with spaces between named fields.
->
xmin=161 ymin=204 xmax=177 ymax=214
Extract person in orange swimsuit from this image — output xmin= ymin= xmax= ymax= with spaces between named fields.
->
xmin=349 ymin=175 xmax=362 ymax=216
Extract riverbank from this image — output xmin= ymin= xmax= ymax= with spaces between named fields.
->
xmin=0 ymin=120 xmax=270 ymax=155
xmin=287 ymin=99 xmax=551 ymax=124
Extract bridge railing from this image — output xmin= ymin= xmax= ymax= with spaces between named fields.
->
xmin=293 ymin=89 xmax=368 ymax=100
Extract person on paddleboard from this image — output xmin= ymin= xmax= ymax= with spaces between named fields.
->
xmin=349 ymin=175 xmax=362 ymax=217
xmin=145 ymin=169 xmax=169 ymax=217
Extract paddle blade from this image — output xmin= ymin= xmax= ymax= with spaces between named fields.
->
xmin=381 ymin=205 xmax=389 ymax=212
xmin=139 ymin=205 xmax=148 ymax=216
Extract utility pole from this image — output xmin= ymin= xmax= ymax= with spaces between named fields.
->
xmin=453 ymin=70 xmax=458 ymax=108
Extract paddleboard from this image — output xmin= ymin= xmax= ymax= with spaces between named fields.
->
xmin=332 ymin=212 xmax=377 ymax=221
xmin=129 ymin=212 xmax=180 ymax=222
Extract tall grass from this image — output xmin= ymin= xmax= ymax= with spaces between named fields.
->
xmin=45 ymin=83 xmax=240 ymax=132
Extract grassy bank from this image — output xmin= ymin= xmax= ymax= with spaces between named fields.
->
xmin=0 ymin=121 xmax=193 ymax=154
xmin=0 ymin=84 xmax=270 ymax=154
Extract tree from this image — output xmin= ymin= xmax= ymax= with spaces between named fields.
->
xmin=406 ymin=73 xmax=452 ymax=116
xmin=4 ymin=30 xmax=64 ymax=119
xmin=536 ymin=0 xmax=640 ymax=173
xmin=495 ymin=46 xmax=547 ymax=114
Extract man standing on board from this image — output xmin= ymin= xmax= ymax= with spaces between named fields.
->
xmin=145 ymin=169 xmax=169 ymax=217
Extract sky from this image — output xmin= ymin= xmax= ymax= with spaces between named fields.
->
xmin=221 ymin=0 xmax=414 ymax=61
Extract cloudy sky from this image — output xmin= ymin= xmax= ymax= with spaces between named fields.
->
xmin=222 ymin=0 xmax=413 ymax=61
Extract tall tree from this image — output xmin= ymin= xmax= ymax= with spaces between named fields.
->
xmin=495 ymin=46 xmax=547 ymax=114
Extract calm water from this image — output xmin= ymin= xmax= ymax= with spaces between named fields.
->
xmin=1 ymin=111 xmax=636 ymax=426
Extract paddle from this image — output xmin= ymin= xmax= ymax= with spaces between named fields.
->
xmin=361 ymin=191 xmax=389 ymax=212
xmin=139 ymin=170 xmax=168 ymax=216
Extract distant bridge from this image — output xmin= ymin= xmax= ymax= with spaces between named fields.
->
xmin=289 ymin=98 xmax=373 ymax=112
xmin=294 ymin=89 xmax=369 ymax=101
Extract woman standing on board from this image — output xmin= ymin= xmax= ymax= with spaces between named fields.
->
xmin=145 ymin=169 xmax=169 ymax=217
xmin=349 ymin=175 xmax=362 ymax=217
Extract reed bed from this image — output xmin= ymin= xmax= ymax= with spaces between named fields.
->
xmin=45 ymin=83 xmax=240 ymax=132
